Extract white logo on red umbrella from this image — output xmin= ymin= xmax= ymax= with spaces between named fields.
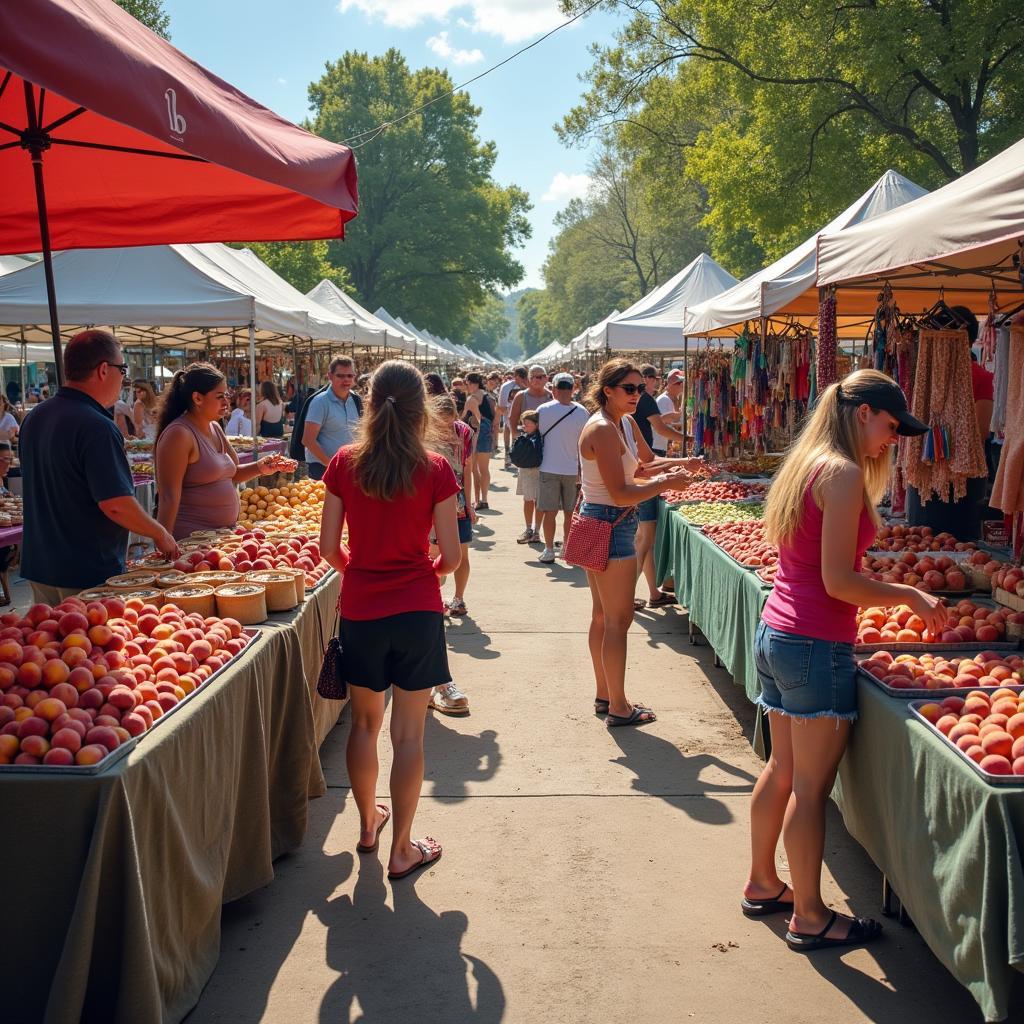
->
xmin=165 ymin=88 xmax=187 ymax=138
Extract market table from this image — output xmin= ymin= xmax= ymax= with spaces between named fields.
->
xmin=834 ymin=678 xmax=1024 ymax=1022
xmin=653 ymin=500 xmax=770 ymax=701
xmin=0 ymin=573 xmax=344 ymax=1024
xmin=0 ymin=523 xmax=23 ymax=546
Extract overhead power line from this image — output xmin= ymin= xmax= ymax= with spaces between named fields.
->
xmin=342 ymin=0 xmax=605 ymax=149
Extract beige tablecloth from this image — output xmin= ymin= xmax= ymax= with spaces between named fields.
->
xmin=1 ymin=574 xmax=344 ymax=1024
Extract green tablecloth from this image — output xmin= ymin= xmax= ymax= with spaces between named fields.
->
xmin=653 ymin=501 xmax=771 ymax=701
xmin=834 ymin=678 xmax=1024 ymax=1022
xmin=0 ymin=575 xmax=344 ymax=1024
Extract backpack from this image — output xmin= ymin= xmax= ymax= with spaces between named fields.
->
xmin=509 ymin=406 xmax=578 ymax=469
xmin=289 ymin=386 xmax=363 ymax=462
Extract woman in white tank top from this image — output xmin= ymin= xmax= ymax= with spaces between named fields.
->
xmin=576 ymin=360 xmax=706 ymax=727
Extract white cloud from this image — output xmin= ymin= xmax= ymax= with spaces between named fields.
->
xmin=427 ymin=31 xmax=485 ymax=65
xmin=542 ymin=171 xmax=593 ymax=204
xmin=338 ymin=1 xmax=566 ymax=44
xmin=276 ymin=77 xmax=288 ymax=85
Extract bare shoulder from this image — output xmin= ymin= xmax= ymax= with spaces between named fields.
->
xmin=816 ymin=458 xmax=863 ymax=504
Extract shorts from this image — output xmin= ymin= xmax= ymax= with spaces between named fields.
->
xmin=458 ymin=517 xmax=473 ymax=544
xmin=516 ymin=466 xmax=540 ymax=502
xmin=340 ymin=611 xmax=451 ymax=693
xmin=307 ymin=462 xmax=326 ymax=481
xmin=753 ymin=621 xmax=858 ymax=721
xmin=476 ymin=418 xmax=494 ymax=453
xmin=579 ymin=502 xmax=638 ymax=561
xmin=638 ymin=495 xmax=661 ymax=522
xmin=538 ymin=471 xmax=578 ymax=513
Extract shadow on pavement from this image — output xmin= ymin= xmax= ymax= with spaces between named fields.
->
xmin=521 ymin=560 xmax=589 ymax=588
xmin=446 ymin=616 xmax=501 ymax=660
xmin=423 ymin=713 xmax=502 ymax=800
xmin=607 ymin=726 xmax=757 ymax=826
xmin=318 ymin=858 xmax=506 ymax=1024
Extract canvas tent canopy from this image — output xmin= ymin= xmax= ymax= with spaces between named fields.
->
xmin=307 ymin=279 xmax=417 ymax=353
xmin=683 ymin=171 xmax=929 ymax=338
xmin=0 ymin=242 xmax=364 ymax=347
xmin=816 ymin=137 xmax=1024 ymax=314
xmin=594 ymin=254 xmax=739 ymax=351
xmin=374 ymin=309 xmax=450 ymax=361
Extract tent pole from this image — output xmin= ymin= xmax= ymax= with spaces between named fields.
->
xmin=682 ymin=335 xmax=689 ymax=456
xmin=249 ymin=323 xmax=258 ymax=457
xmin=19 ymin=328 xmax=27 ymax=407
xmin=24 ymin=83 xmax=64 ymax=385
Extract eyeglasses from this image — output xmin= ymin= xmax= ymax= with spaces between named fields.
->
xmin=613 ymin=383 xmax=646 ymax=395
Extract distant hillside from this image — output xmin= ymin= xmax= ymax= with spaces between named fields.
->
xmin=499 ymin=288 xmax=535 ymax=358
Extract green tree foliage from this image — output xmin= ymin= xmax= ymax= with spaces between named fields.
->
xmin=114 ymin=0 xmax=170 ymax=38
xmin=561 ymin=0 xmax=1024 ymax=265
xmin=517 ymin=290 xmax=546 ymax=357
xmin=235 ymin=241 xmax=352 ymax=296
xmin=307 ymin=50 xmax=531 ymax=338
xmin=466 ymin=292 xmax=511 ymax=357
xmin=535 ymin=135 xmax=708 ymax=342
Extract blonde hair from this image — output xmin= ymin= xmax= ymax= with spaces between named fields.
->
xmin=133 ymin=380 xmax=157 ymax=411
xmin=521 ymin=410 xmax=539 ymax=425
xmin=764 ymin=369 xmax=896 ymax=547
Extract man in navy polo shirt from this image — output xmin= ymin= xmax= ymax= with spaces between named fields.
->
xmin=20 ymin=330 xmax=179 ymax=603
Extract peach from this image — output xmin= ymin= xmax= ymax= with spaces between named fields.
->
xmin=61 ymin=646 xmax=89 ymax=669
xmin=25 ymin=603 xmax=53 ymax=627
xmin=86 ymin=624 xmax=113 ymax=647
xmin=85 ymin=725 xmax=119 ymax=751
xmin=0 ymin=663 xmax=17 ymax=690
xmin=135 ymin=704 xmax=154 ymax=729
xmin=992 ymin=698 xmax=1019 ymax=718
xmin=965 ymin=745 xmax=986 ymax=764
xmin=121 ymin=712 xmax=148 ymax=737
xmin=48 ymin=682 xmax=79 ymax=709
xmin=980 ymin=754 xmax=1012 ymax=775
xmin=61 ymin=633 xmax=91 ymax=652
xmin=58 ymin=612 xmax=89 ymax=637
xmin=0 ymin=639 xmax=23 ymax=664
xmin=956 ymin=733 xmax=980 ymax=753
xmin=948 ymin=722 xmax=979 ymax=744
xmin=75 ymin=743 xmax=108 ymax=765
xmin=25 ymin=690 xmax=46 ymax=709
xmin=0 ymin=733 xmax=18 ymax=758
xmin=143 ymin=699 xmax=163 ymax=720
xmin=67 ymin=667 xmax=96 ymax=694
xmin=963 ymin=697 xmax=990 ymax=716
xmin=18 ymin=715 xmax=48 ymax=738
xmin=43 ymin=747 xmax=74 ymax=766
xmin=41 ymin=659 xmax=70 ymax=689
xmin=982 ymin=730 xmax=1014 ymax=759
xmin=107 ymin=686 xmax=137 ymax=712
xmin=20 ymin=734 xmax=50 ymax=757
xmin=15 ymin=662 xmax=41 ymax=688
xmin=51 ymin=727 xmax=82 ymax=753
xmin=156 ymin=692 xmax=179 ymax=712
xmin=78 ymin=687 xmax=104 ymax=710
xmin=34 ymin=697 xmax=67 ymax=722
xmin=0 ymin=706 xmax=12 ymax=726
xmin=1006 ymin=714 xmax=1024 ymax=741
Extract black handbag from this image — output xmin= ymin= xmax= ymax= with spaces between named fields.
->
xmin=316 ymin=636 xmax=347 ymax=700
xmin=509 ymin=406 xmax=578 ymax=469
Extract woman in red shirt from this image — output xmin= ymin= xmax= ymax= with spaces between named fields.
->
xmin=320 ymin=361 xmax=462 ymax=880
xmin=744 ymin=370 xmax=945 ymax=951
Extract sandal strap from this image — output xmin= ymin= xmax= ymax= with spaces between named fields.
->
xmin=813 ymin=910 xmax=838 ymax=940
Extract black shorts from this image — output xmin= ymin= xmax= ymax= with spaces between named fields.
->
xmin=339 ymin=611 xmax=451 ymax=693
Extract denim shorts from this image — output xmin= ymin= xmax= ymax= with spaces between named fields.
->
xmin=753 ymin=621 xmax=858 ymax=721
xmin=638 ymin=495 xmax=661 ymax=523
xmin=580 ymin=502 xmax=639 ymax=561
xmin=476 ymin=418 xmax=494 ymax=453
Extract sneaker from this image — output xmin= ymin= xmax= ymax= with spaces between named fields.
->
xmin=430 ymin=682 xmax=470 ymax=715
xmin=446 ymin=597 xmax=467 ymax=616
xmin=539 ymin=547 xmax=556 ymax=563
xmin=517 ymin=528 xmax=535 ymax=544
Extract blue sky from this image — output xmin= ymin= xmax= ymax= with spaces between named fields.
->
xmin=163 ymin=0 xmax=624 ymax=289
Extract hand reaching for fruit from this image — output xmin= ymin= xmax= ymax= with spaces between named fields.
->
xmin=154 ymin=528 xmax=180 ymax=561
xmin=903 ymin=589 xmax=947 ymax=636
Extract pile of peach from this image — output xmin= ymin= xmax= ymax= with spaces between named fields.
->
xmin=856 ymin=600 xmax=1014 ymax=645
xmin=859 ymin=650 xmax=1023 ymax=690
xmin=703 ymin=521 xmax=778 ymax=568
xmin=918 ymin=690 xmax=1024 ymax=776
xmin=664 ymin=481 xmax=767 ymax=503
xmin=0 ymin=595 xmax=249 ymax=767
xmin=860 ymin=551 xmax=969 ymax=592
xmin=993 ymin=565 xmax=1024 ymax=599
xmin=871 ymin=525 xmax=976 ymax=553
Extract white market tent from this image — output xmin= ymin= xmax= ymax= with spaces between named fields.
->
xmin=0 ymin=254 xmax=37 ymax=276
xmin=0 ymin=242 xmax=363 ymax=347
xmin=594 ymin=253 xmax=739 ymax=351
xmin=530 ymin=339 xmax=570 ymax=364
xmin=307 ymin=279 xmax=417 ymax=353
xmin=571 ymin=309 xmax=620 ymax=354
xmin=816 ymin=136 xmax=1024 ymax=313
xmin=375 ymin=309 xmax=450 ymax=361
xmin=683 ymin=170 xmax=928 ymax=338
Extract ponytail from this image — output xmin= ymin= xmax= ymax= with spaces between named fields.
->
xmin=155 ymin=362 xmax=225 ymax=439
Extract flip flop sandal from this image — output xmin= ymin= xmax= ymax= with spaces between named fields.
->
xmin=606 ymin=705 xmax=657 ymax=727
xmin=356 ymin=805 xmax=391 ymax=853
xmin=594 ymin=698 xmax=610 ymax=716
xmin=388 ymin=838 xmax=443 ymax=880
xmin=633 ymin=598 xmax=647 ymax=611
xmin=741 ymin=883 xmax=793 ymax=918
xmin=786 ymin=910 xmax=882 ymax=952
xmin=648 ymin=592 xmax=678 ymax=607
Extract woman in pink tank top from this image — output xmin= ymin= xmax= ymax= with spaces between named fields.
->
xmin=155 ymin=363 xmax=287 ymax=541
xmin=742 ymin=370 xmax=945 ymax=954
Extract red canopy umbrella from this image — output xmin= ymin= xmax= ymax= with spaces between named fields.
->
xmin=0 ymin=0 xmax=358 ymax=381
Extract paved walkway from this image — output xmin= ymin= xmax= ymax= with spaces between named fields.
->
xmin=188 ymin=461 xmax=994 ymax=1024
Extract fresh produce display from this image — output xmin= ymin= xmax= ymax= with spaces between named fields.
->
xmin=963 ymin=550 xmax=1013 ymax=590
xmin=239 ymin=479 xmax=325 ymax=530
xmin=715 ymin=455 xmax=781 ymax=476
xmin=666 ymin=481 xmax=767 ymax=503
xmin=756 ymin=564 xmax=779 ymax=585
xmin=856 ymin=599 xmax=1019 ymax=646
xmin=859 ymin=650 xmax=1024 ymax=691
xmin=0 ymin=594 xmax=251 ymax=767
xmin=678 ymin=501 xmax=765 ymax=526
xmin=871 ymin=524 xmax=977 ymax=553
xmin=860 ymin=552 xmax=971 ymax=592
xmin=993 ymin=565 xmax=1024 ymax=599
xmin=0 ymin=495 xmax=23 ymax=527
xmin=703 ymin=521 xmax=778 ymax=567
xmin=913 ymin=687 xmax=1024 ymax=777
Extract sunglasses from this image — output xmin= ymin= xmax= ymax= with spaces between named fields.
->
xmin=613 ymin=383 xmax=646 ymax=395
xmin=100 ymin=361 xmax=129 ymax=377
xmin=530 ymin=374 xmax=547 ymax=380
